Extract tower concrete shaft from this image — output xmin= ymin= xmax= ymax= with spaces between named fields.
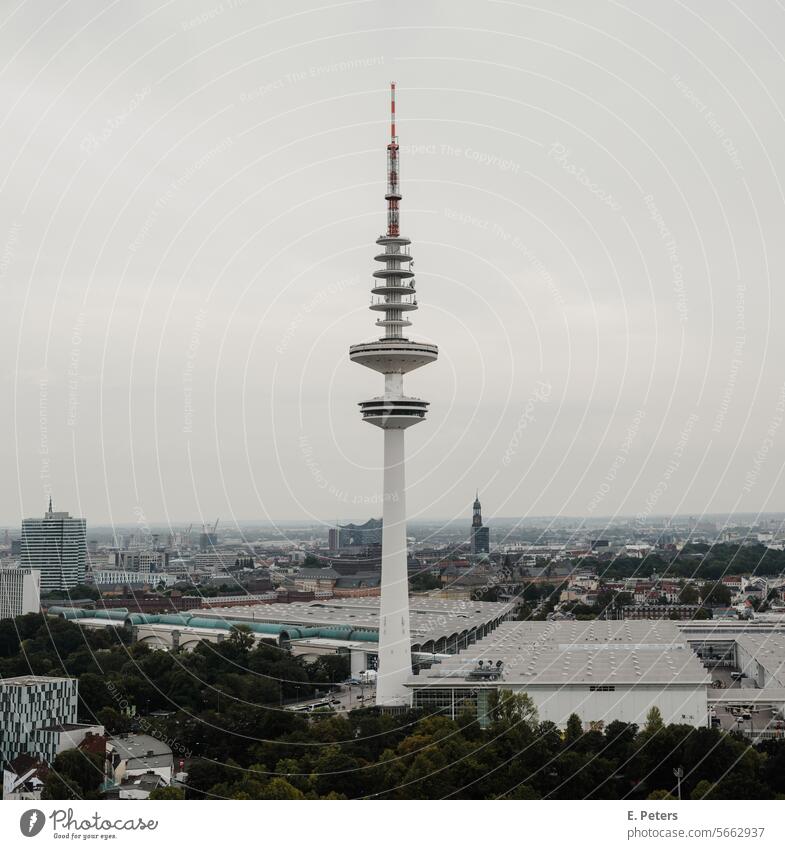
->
xmin=377 ymin=428 xmax=411 ymax=703
xmin=349 ymin=84 xmax=438 ymax=706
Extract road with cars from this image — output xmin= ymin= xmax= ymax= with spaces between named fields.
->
xmin=283 ymin=682 xmax=377 ymax=714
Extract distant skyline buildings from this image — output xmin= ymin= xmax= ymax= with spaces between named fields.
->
xmin=20 ymin=499 xmax=87 ymax=592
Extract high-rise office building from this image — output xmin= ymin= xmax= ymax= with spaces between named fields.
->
xmin=0 ymin=566 xmax=40 ymax=620
xmin=350 ymin=84 xmax=438 ymax=705
xmin=21 ymin=499 xmax=87 ymax=592
xmin=470 ymin=492 xmax=490 ymax=556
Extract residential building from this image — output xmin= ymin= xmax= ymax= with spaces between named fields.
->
xmin=106 ymin=734 xmax=174 ymax=786
xmin=2 ymin=754 xmax=48 ymax=800
xmin=293 ymin=567 xmax=340 ymax=593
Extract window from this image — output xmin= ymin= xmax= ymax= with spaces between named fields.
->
xmin=589 ymin=685 xmax=616 ymax=692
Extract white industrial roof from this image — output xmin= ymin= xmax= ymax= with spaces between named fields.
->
xmin=196 ymin=596 xmax=513 ymax=641
xmin=412 ymin=620 xmax=710 ymax=687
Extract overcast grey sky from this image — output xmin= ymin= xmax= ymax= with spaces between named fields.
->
xmin=2 ymin=0 xmax=785 ymax=529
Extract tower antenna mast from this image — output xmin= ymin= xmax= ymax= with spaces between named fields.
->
xmin=386 ymin=82 xmax=400 ymax=237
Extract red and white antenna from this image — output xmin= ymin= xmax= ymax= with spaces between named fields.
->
xmin=385 ymin=81 xmax=400 ymax=237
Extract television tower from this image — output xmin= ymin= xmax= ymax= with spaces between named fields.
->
xmin=349 ymin=83 xmax=438 ymax=705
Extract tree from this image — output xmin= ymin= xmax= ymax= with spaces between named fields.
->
xmin=486 ymin=689 xmax=538 ymax=728
xmin=409 ymin=571 xmax=441 ymax=592
xmin=227 ymin=625 xmax=255 ymax=654
xmin=149 ymin=786 xmax=185 ymax=799
xmin=0 ymin=619 xmax=21 ymax=658
xmin=680 ymin=583 xmax=699 ymax=604
xmin=96 ymin=706 xmax=133 ymax=734
xmin=647 ymin=789 xmax=674 ymax=800
xmin=42 ymin=583 xmax=99 ymax=601
xmin=643 ymin=706 xmax=664 ymax=736
xmin=701 ymin=582 xmax=732 ymax=606
xmin=41 ymin=750 xmax=104 ymax=799
xmin=310 ymin=653 xmax=350 ymax=684
xmin=42 ymin=774 xmax=83 ymax=800
xmin=257 ymin=778 xmax=306 ymax=799
xmin=595 ymin=589 xmax=632 ymax=612
xmin=691 ymin=779 xmax=715 ymax=799
xmin=565 ymin=713 xmax=584 ymax=744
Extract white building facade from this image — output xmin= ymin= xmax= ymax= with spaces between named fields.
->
xmin=0 ymin=566 xmax=40 ymax=620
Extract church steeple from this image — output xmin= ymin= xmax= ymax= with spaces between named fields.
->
xmin=472 ymin=491 xmax=482 ymax=527
xmin=470 ymin=491 xmax=489 ymax=556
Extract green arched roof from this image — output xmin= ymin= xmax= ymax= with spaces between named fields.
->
xmin=120 ymin=612 xmax=380 ymax=644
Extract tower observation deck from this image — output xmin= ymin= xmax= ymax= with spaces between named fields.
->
xmin=349 ymin=84 xmax=438 ymax=705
